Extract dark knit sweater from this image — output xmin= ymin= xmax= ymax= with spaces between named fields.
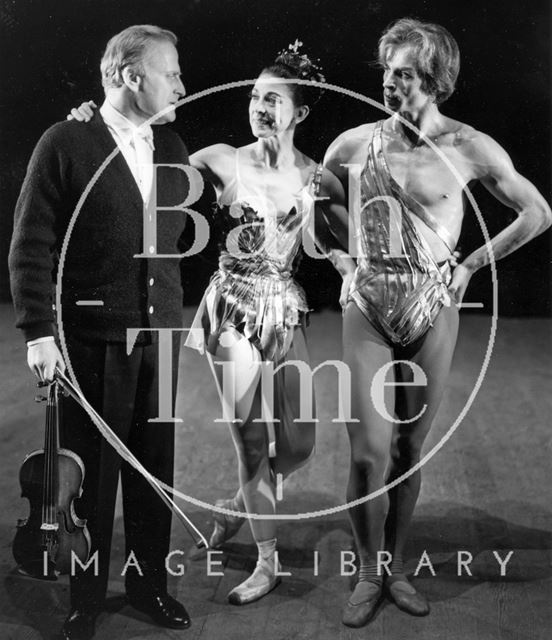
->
xmin=9 ymin=114 xmax=191 ymax=343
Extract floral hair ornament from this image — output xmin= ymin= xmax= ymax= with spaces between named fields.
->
xmin=276 ymin=39 xmax=326 ymax=84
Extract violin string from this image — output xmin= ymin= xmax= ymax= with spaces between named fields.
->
xmin=47 ymin=385 xmax=50 ymax=525
xmin=48 ymin=385 xmax=51 ymax=525
xmin=52 ymin=382 xmax=58 ymax=527
xmin=42 ymin=390 xmax=46 ymax=524
xmin=48 ymin=384 xmax=53 ymax=525
xmin=42 ymin=385 xmax=51 ymax=525
xmin=47 ymin=383 xmax=55 ymax=526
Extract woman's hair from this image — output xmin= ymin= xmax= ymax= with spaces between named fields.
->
xmin=378 ymin=18 xmax=460 ymax=104
xmin=261 ymin=40 xmax=326 ymax=108
xmin=100 ymin=24 xmax=178 ymax=90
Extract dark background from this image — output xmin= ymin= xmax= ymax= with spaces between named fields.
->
xmin=1 ymin=0 xmax=550 ymax=315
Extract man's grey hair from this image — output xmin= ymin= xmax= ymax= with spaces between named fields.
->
xmin=100 ymin=24 xmax=177 ymax=90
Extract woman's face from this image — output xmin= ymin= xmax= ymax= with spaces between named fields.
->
xmin=248 ymin=72 xmax=305 ymax=138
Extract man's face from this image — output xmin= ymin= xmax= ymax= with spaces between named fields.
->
xmin=382 ymin=46 xmax=432 ymax=114
xmin=136 ymin=41 xmax=185 ymax=123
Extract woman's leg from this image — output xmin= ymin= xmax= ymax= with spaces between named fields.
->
xmin=210 ymin=326 xmax=282 ymax=603
xmin=211 ymin=326 xmax=315 ymax=543
xmin=210 ymin=327 xmax=276 ymax=539
xmin=341 ymin=302 xmax=395 ymax=626
xmin=271 ymin=325 xmax=316 ymax=477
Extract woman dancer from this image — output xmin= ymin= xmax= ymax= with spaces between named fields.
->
xmin=185 ymin=45 xmax=355 ymax=604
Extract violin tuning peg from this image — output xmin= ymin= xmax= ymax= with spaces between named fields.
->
xmin=34 ymin=395 xmax=47 ymax=403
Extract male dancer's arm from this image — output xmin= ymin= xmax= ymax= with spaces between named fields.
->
xmin=9 ymin=126 xmax=68 ymax=383
xmin=321 ymin=127 xmax=378 ymax=308
xmin=450 ymin=132 xmax=552 ymax=303
xmin=315 ymin=169 xmax=357 ymax=309
xmin=323 ymin=125 xmax=372 ymax=189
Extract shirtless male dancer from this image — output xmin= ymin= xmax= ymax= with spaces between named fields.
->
xmin=323 ymin=18 xmax=551 ymax=628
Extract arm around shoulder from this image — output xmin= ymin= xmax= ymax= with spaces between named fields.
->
xmin=189 ymin=143 xmax=234 ymax=187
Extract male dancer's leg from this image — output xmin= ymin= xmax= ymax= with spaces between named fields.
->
xmin=384 ymin=304 xmax=459 ymax=589
xmin=341 ymin=302 xmax=395 ymax=618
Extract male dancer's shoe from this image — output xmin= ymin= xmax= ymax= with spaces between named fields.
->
xmin=385 ymin=575 xmax=430 ymax=616
xmin=341 ymin=581 xmax=383 ymax=628
xmin=209 ymin=498 xmax=244 ymax=548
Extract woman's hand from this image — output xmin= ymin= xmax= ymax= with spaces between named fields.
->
xmin=449 ymin=249 xmax=461 ymax=268
xmin=66 ymin=100 xmax=97 ymax=122
xmin=339 ymin=271 xmax=355 ymax=311
xmin=448 ymin=263 xmax=474 ymax=305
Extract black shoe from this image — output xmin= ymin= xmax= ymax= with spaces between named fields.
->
xmin=61 ymin=609 xmax=97 ymax=640
xmin=385 ymin=577 xmax=430 ymax=616
xmin=127 ymin=592 xmax=191 ymax=629
xmin=341 ymin=582 xmax=383 ymax=628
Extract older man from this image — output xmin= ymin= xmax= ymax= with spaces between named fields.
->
xmin=324 ymin=18 xmax=551 ymax=628
xmin=9 ymin=25 xmax=191 ymax=639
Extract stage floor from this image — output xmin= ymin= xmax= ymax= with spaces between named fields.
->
xmin=0 ymin=304 xmax=550 ymax=639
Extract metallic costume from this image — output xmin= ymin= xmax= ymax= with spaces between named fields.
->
xmin=350 ymin=121 xmax=455 ymax=345
xmin=187 ymin=150 xmax=322 ymax=468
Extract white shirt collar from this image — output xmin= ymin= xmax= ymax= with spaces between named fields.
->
xmin=99 ymin=100 xmax=154 ymax=149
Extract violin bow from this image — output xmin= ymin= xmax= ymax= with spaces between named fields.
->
xmin=54 ymin=368 xmax=208 ymax=549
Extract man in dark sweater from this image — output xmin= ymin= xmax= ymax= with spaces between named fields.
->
xmin=9 ymin=25 xmax=193 ymax=640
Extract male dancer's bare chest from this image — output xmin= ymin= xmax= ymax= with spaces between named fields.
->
xmin=382 ymin=142 xmax=469 ymax=257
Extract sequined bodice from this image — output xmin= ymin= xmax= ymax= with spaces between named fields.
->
xmin=216 ymin=201 xmax=310 ymax=280
xmin=215 ymin=150 xmax=321 ymax=279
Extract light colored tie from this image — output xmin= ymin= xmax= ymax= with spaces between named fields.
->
xmin=132 ymin=126 xmax=154 ymax=202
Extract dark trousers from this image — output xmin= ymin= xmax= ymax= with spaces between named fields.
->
xmin=59 ymin=335 xmax=179 ymax=611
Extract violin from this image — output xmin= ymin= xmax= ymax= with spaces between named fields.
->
xmin=13 ymin=381 xmax=91 ymax=579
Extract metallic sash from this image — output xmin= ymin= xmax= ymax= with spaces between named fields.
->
xmin=350 ymin=121 xmax=453 ymax=345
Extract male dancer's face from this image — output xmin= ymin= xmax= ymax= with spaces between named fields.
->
xmin=382 ymin=45 xmax=433 ymax=116
xmin=135 ymin=40 xmax=185 ymax=123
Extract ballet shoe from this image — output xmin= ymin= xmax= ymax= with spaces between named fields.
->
xmin=209 ymin=499 xmax=244 ymax=548
xmin=341 ymin=581 xmax=383 ymax=628
xmin=385 ymin=575 xmax=430 ymax=616
xmin=227 ymin=559 xmax=281 ymax=605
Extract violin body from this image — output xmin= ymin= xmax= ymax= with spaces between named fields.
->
xmin=13 ymin=384 xmax=91 ymax=579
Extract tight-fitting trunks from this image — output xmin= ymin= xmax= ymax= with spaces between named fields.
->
xmin=349 ymin=120 xmax=455 ymax=346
